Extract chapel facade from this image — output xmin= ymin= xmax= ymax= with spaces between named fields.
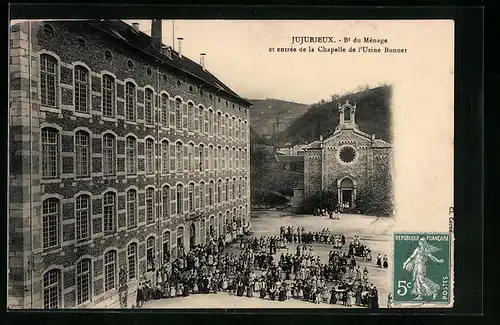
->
xmin=302 ymin=100 xmax=393 ymax=210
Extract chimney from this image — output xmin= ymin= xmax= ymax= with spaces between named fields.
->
xmin=177 ymin=37 xmax=184 ymax=58
xmin=319 ymin=135 xmax=323 ymax=142
xmin=162 ymin=45 xmax=172 ymax=59
xmin=151 ymin=19 xmax=162 ymax=50
xmin=200 ymin=53 xmax=206 ymax=70
xmin=132 ymin=22 xmax=140 ymax=32
xmin=371 ymin=134 xmax=376 ymax=141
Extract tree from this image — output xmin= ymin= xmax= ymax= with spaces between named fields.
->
xmin=301 ymin=190 xmax=338 ymax=213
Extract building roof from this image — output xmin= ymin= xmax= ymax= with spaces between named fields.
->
xmin=275 ymin=155 xmax=305 ymax=162
xmin=83 ymin=20 xmax=251 ymax=106
xmin=372 ymin=139 xmax=392 ymax=148
xmin=302 ymin=141 xmax=322 ymax=150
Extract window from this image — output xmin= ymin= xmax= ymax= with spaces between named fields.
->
xmin=125 ymin=82 xmax=136 ymax=121
xmin=188 ymin=183 xmax=194 ymax=212
xmin=217 ymin=146 xmax=222 ymax=170
xmin=40 ymin=54 xmax=57 ymax=107
xmin=208 ymin=110 xmax=214 ymax=134
xmin=43 ymin=269 xmax=60 ymax=309
xmin=102 ymin=134 xmax=115 ymax=176
xmin=225 ymin=179 xmax=229 ymax=201
xmin=217 ymin=112 xmax=222 ymax=136
xmin=146 ymin=188 xmax=155 ymax=223
xmin=76 ymin=259 xmax=91 ymax=305
xmin=217 ymin=180 xmax=222 ymax=204
xmin=200 ymin=181 xmax=205 ymax=208
xmin=236 ymin=119 xmax=240 ymax=139
xmin=195 ymin=106 xmax=201 ymax=132
xmin=209 ymin=181 xmax=214 ymax=206
xmin=75 ymin=131 xmax=90 ymax=177
xmin=203 ymin=109 xmax=209 ymax=134
xmin=126 ymin=137 xmax=136 ymax=174
xmin=104 ymin=50 xmax=112 ymax=62
xmin=42 ymin=198 xmax=59 ymax=249
xmin=176 ymin=184 xmax=183 ymax=214
xmin=146 ymin=67 xmax=152 ymax=77
xmin=127 ymin=243 xmax=137 ymax=280
xmin=102 ymin=75 xmax=115 ymax=117
xmin=75 ymin=195 xmax=90 ymax=241
xmin=42 ymin=127 xmax=59 ymax=178
xmin=146 ymin=236 xmax=155 ymax=271
xmin=104 ymin=251 xmax=116 ymax=292
xmin=188 ymin=143 xmax=194 ymax=172
xmin=74 ymin=66 xmax=89 ymax=113
xmin=127 ymin=60 xmax=134 ymax=70
xmin=145 ymin=139 xmax=154 ymax=174
xmin=175 ymin=142 xmax=183 ymax=172
xmin=161 ymin=94 xmax=169 ymax=127
xmin=238 ymin=178 xmax=242 ymax=198
xmin=232 ymin=179 xmax=235 ymax=200
xmin=127 ymin=189 xmax=137 ymax=229
xmin=175 ymin=99 xmax=182 ymax=130
xmin=344 ymin=108 xmax=351 ymax=122
xmin=208 ymin=145 xmax=214 ymax=170
xmin=145 ymin=89 xmax=153 ymax=124
xmin=162 ymin=74 xmax=167 ymax=81
xmin=162 ymin=140 xmax=169 ymax=173
xmin=199 ymin=145 xmax=204 ymax=172
xmin=162 ymin=185 xmax=170 ymax=219
xmin=163 ymin=231 xmax=171 ymax=263
xmin=182 ymin=102 xmax=188 ymax=129
xmin=188 ymin=102 xmax=194 ymax=131
xmin=232 ymin=117 xmax=236 ymax=138
xmin=233 ymin=148 xmax=237 ymax=169
xmin=103 ymin=192 xmax=116 ymax=234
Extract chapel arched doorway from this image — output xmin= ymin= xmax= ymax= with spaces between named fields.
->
xmin=338 ymin=177 xmax=355 ymax=209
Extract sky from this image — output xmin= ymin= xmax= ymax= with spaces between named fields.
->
xmin=123 ymin=20 xmax=400 ymax=104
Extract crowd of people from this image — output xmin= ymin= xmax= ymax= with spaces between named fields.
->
xmin=135 ymin=226 xmax=384 ymax=309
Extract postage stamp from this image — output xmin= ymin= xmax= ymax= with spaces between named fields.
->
xmin=392 ymin=233 xmax=453 ymax=306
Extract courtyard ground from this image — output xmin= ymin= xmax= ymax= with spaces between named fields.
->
xmin=143 ymin=210 xmax=395 ymax=309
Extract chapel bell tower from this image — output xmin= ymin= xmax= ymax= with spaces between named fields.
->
xmin=336 ymin=99 xmax=359 ymax=131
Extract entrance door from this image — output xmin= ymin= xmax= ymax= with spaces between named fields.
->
xmin=342 ymin=189 xmax=353 ymax=208
xmin=189 ymin=224 xmax=196 ymax=249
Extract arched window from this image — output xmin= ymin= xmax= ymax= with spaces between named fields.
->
xmin=104 ymin=250 xmax=117 ymax=292
xmin=188 ymin=143 xmax=194 ymax=172
xmin=236 ymin=119 xmax=240 ymax=139
xmin=176 ymin=142 xmax=183 ymax=172
xmin=162 ymin=231 xmax=171 ymax=263
xmin=103 ymin=192 xmax=116 ymax=234
xmin=126 ymin=189 xmax=137 ymax=229
xmin=75 ymin=66 xmax=89 ymax=113
xmin=209 ymin=180 xmax=214 ymax=206
xmin=146 ymin=236 xmax=156 ymax=272
xmin=127 ymin=243 xmax=138 ymax=280
xmin=102 ymin=75 xmax=115 ymax=117
xmin=239 ymin=148 xmax=243 ymax=169
xmin=194 ymin=105 xmax=200 ymax=132
xmin=42 ymin=198 xmax=59 ymax=249
xmin=225 ymin=179 xmax=229 ymax=202
xmin=226 ymin=211 xmax=231 ymax=234
xmin=125 ymin=82 xmax=136 ymax=121
xmin=161 ymin=94 xmax=169 ymax=127
xmin=201 ymin=107 xmax=207 ymax=134
xmin=43 ymin=269 xmax=61 ymax=309
xmin=40 ymin=54 xmax=58 ymax=107
xmin=222 ymin=147 xmax=227 ymax=170
xmin=75 ymin=131 xmax=90 ymax=177
xmin=217 ymin=146 xmax=222 ymax=170
xmin=175 ymin=99 xmax=182 ymax=130
xmin=102 ymin=133 xmax=115 ymax=176
xmin=162 ymin=185 xmax=170 ymax=219
xmin=232 ymin=117 xmax=236 ymax=139
xmin=176 ymin=184 xmax=183 ymax=214
xmin=145 ymin=138 xmax=154 ymax=174
xmin=218 ymin=213 xmax=224 ymax=237
xmin=188 ymin=102 xmax=194 ymax=131
xmin=144 ymin=89 xmax=154 ymax=124
xmin=42 ymin=127 xmax=59 ymax=178
xmin=217 ymin=179 xmax=222 ymax=204
xmin=126 ymin=136 xmax=137 ymax=174
xmin=162 ymin=140 xmax=169 ymax=173
xmin=244 ymin=121 xmax=248 ymax=140
xmin=176 ymin=227 xmax=185 ymax=254
xmin=208 ymin=109 xmax=213 ymax=134
xmin=217 ymin=112 xmax=222 ymax=136
xmin=188 ymin=183 xmax=194 ymax=212
xmin=199 ymin=181 xmax=205 ymax=208
xmin=146 ymin=188 xmax=155 ymax=223
xmin=244 ymin=149 xmax=248 ymax=169
xmin=76 ymin=259 xmax=91 ymax=305
xmin=199 ymin=144 xmax=204 ymax=172
xmin=244 ymin=177 xmax=248 ymax=197
xmin=232 ymin=147 xmax=236 ymax=170
xmin=208 ymin=145 xmax=214 ymax=170
xmin=75 ymin=194 xmax=90 ymax=241
xmin=344 ymin=107 xmax=351 ymax=122
xmin=238 ymin=177 xmax=242 ymax=198
xmin=232 ymin=178 xmax=236 ymax=200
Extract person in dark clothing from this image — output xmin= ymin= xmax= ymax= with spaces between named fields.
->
xmin=383 ymin=255 xmax=389 ymax=268
xmin=329 ymin=288 xmax=337 ymax=304
xmin=136 ymin=283 xmax=144 ymax=307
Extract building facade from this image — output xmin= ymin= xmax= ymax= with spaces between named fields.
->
xmin=9 ymin=20 xmax=251 ymax=309
xmin=302 ymin=100 xmax=392 ymax=210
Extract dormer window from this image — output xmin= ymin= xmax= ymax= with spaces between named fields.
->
xmin=43 ymin=24 xmax=54 ymax=37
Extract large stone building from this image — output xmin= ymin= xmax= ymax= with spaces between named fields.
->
xmin=301 ymin=100 xmax=392 ymax=210
xmin=9 ymin=19 xmax=251 ymax=309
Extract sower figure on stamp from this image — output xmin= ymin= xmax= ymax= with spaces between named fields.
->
xmin=402 ymin=237 xmax=444 ymax=300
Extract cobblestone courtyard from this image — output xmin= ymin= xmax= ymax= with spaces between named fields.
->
xmin=143 ymin=211 xmax=395 ymax=309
